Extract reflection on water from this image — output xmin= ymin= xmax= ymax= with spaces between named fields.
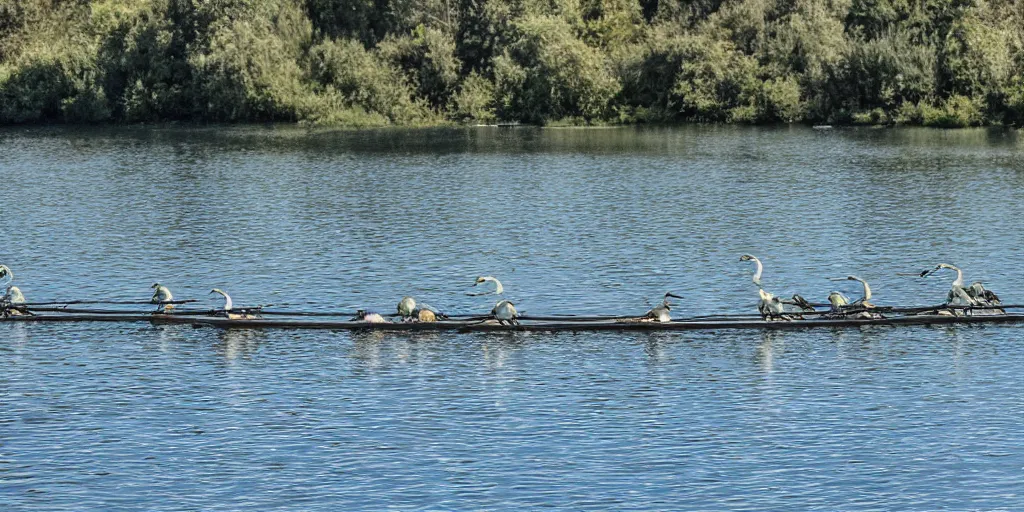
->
xmin=2 ymin=126 xmax=1024 ymax=510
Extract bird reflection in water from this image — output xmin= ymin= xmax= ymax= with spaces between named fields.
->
xmin=755 ymin=330 xmax=783 ymax=374
xmin=217 ymin=329 xmax=266 ymax=361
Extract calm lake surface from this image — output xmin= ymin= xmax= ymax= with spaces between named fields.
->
xmin=2 ymin=125 xmax=1023 ymax=510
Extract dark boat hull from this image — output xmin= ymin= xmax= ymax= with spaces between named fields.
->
xmin=3 ymin=313 xmax=1023 ymax=331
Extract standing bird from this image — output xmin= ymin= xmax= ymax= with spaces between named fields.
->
xmin=966 ymin=281 xmax=1005 ymax=315
xmin=397 ymin=296 xmax=417 ymax=321
xmin=643 ymin=292 xmax=682 ymax=322
xmin=2 ymin=285 xmax=29 ymax=316
xmin=827 ymin=291 xmax=850 ymax=312
xmin=827 ymin=275 xmax=883 ymax=319
xmin=151 ymin=283 xmax=175 ymax=312
xmin=210 ymin=288 xmax=258 ymax=320
xmin=919 ymin=263 xmax=1000 ymax=314
xmin=492 ymin=300 xmax=519 ymax=326
xmin=0 ymin=265 xmax=30 ymax=316
xmin=469 ymin=276 xmax=519 ymax=325
xmin=740 ymin=255 xmax=796 ymax=321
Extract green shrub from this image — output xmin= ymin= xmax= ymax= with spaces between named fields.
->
xmin=451 ymin=70 xmax=497 ymax=122
xmin=496 ymin=15 xmax=621 ymax=123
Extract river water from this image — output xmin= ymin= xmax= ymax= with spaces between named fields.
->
xmin=1 ymin=125 xmax=1022 ymax=510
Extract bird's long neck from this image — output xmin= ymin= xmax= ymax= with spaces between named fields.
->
xmin=217 ymin=292 xmax=233 ymax=311
xmin=751 ymin=258 xmax=763 ymax=286
xmin=486 ymin=277 xmax=504 ymax=295
xmin=951 ymin=268 xmax=963 ymax=288
xmin=855 ymin=278 xmax=871 ymax=301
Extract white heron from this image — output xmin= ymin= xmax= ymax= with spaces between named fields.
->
xmin=151 ymin=283 xmax=174 ymax=312
xmin=919 ymin=263 xmax=999 ymax=312
xmin=210 ymin=288 xmax=257 ymax=320
xmin=827 ymin=276 xmax=883 ymax=319
xmin=471 ymin=276 xmax=504 ymax=295
xmin=641 ymin=292 xmax=682 ymax=323
xmin=469 ymin=276 xmax=519 ymax=325
xmin=740 ymin=255 xmax=795 ymax=321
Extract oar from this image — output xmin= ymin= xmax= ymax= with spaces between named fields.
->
xmin=20 ymin=299 xmax=200 ymax=306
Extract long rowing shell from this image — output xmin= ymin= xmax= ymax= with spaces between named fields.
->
xmin=2 ymin=312 xmax=1024 ymax=331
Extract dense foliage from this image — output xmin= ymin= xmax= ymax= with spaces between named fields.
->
xmin=1 ymin=0 xmax=1022 ymax=126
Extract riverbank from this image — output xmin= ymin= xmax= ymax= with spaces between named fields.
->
xmin=2 ymin=0 xmax=1024 ymax=129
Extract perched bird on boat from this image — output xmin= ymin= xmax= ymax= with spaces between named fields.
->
xmin=2 ymin=285 xmax=30 ymax=317
xmin=921 ymin=263 xmax=970 ymax=305
xmin=919 ymin=263 xmax=1001 ymax=315
xmin=844 ymin=276 xmax=875 ymax=307
xmin=0 ymin=266 xmax=30 ymax=317
xmin=740 ymin=255 xmax=797 ymax=321
xmin=416 ymin=308 xmax=437 ymax=322
xmin=468 ymin=275 xmax=519 ymax=325
xmin=354 ymin=309 xmax=389 ymax=323
xmin=966 ymin=281 xmax=1005 ymax=314
xmin=397 ymin=296 xmax=417 ymax=321
xmin=758 ymin=289 xmax=790 ymax=321
xmin=827 ymin=276 xmax=883 ymax=319
xmin=210 ymin=288 xmax=258 ymax=320
xmin=790 ymin=294 xmax=816 ymax=312
xmin=827 ymin=291 xmax=850 ymax=312
xmin=151 ymin=283 xmax=174 ymax=312
xmin=641 ymin=292 xmax=682 ymax=322
xmin=492 ymin=300 xmax=519 ymax=326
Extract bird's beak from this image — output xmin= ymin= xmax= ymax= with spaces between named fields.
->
xmin=919 ymin=270 xmax=932 ymax=277
xmin=666 ymin=293 xmax=683 ymax=299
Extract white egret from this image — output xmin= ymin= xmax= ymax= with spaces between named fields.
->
xmin=210 ymin=288 xmax=257 ymax=320
xmin=921 ymin=263 xmax=972 ymax=305
xmin=151 ymin=283 xmax=174 ymax=312
xmin=919 ymin=263 xmax=1002 ymax=315
xmin=471 ymin=276 xmax=504 ymax=295
xmin=740 ymin=255 xmax=794 ymax=321
xmin=827 ymin=276 xmax=883 ymax=319
xmin=468 ymin=276 xmax=519 ymax=325
xmin=739 ymin=255 xmax=764 ymax=286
